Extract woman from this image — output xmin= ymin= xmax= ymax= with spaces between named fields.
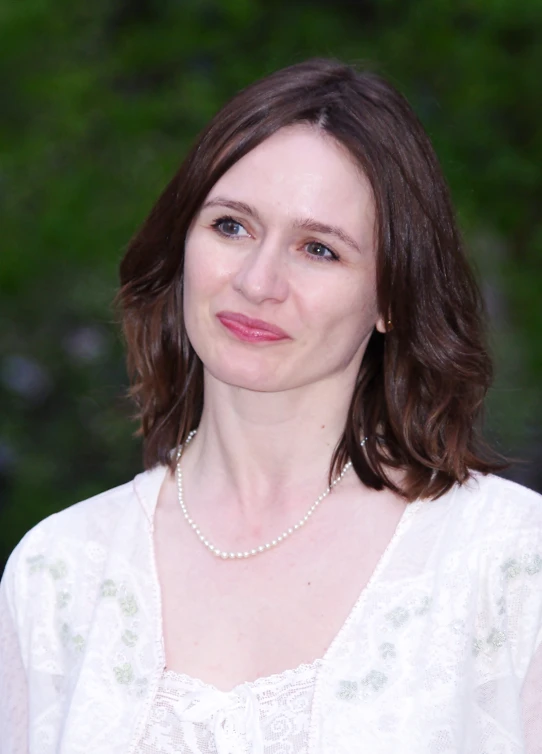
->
xmin=1 ymin=58 xmax=541 ymax=753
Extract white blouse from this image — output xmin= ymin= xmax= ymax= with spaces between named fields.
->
xmin=1 ymin=468 xmax=542 ymax=754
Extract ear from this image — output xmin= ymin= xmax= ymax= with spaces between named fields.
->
xmin=375 ymin=314 xmax=387 ymax=334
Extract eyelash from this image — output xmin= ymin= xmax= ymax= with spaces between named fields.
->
xmin=210 ymin=216 xmax=245 ymax=236
xmin=210 ymin=215 xmax=340 ymax=263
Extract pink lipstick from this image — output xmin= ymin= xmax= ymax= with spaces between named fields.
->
xmin=216 ymin=311 xmax=291 ymax=343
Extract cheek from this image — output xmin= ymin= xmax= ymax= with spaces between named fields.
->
xmin=183 ymin=236 xmax=229 ymax=302
xmin=304 ymin=274 xmax=379 ymax=334
xmin=182 ymin=240 xmax=212 ymax=344
xmin=298 ymin=280 xmax=379 ymax=365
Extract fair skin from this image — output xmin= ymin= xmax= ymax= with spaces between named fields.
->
xmin=154 ymin=124 xmax=408 ymax=691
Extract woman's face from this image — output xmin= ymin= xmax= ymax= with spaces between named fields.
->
xmin=183 ymin=124 xmax=385 ymax=393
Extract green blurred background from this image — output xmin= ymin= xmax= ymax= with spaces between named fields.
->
xmin=1 ymin=0 xmax=541 ymax=571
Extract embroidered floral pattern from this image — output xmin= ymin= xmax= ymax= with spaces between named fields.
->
xmin=59 ymin=622 xmax=86 ymax=652
xmin=101 ymin=579 xmax=117 ymax=597
xmin=114 ymin=663 xmax=135 ymax=685
xmin=99 ymin=578 xmax=145 ymax=689
xmin=502 ymin=558 xmax=522 ymax=580
xmin=414 ymin=596 xmax=432 ymax=616
xmin=336 ymin=680 xmax=358 ymax=702
xmin=380 ymin=642 xmax=396 ymax=660
xmin=501 ymin=553 xmax=542 ymax=580
xmin=122 ymin=630 xmax=138 ymax=647
xmin=487 ymin=628 xmax=507 ymax=650
xmin=27 ymin=553 xmax=46 ymax=574
xmin=119 ymin=592 xmax=138 ymax=617
xmin=72 ymin=634 xmax=85 ymax=652
xmin=48 ymin=560 xmax=68 ymax=580
xmin=57 ymin=590 xmax=71 ymax=609
xmin=525 ymin=553 xmax=542 ymax=576
xmin=386 ymin=606 xmax=409 ymax=628
xmin=362 ymin=670 xmax=387 ymax=692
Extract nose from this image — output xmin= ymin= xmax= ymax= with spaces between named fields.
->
xmin=232 ymin=239 xmax=289 ymax=305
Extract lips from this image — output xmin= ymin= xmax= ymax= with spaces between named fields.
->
xmin=216 ymin=311 xmax=291 ymax=342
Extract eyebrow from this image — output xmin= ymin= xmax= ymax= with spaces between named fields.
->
xmin=201 ymin=196 xmax=363 ymax=255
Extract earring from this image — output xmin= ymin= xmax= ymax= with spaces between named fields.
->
xmin=387 ymin=319 xmax=393 ymax=331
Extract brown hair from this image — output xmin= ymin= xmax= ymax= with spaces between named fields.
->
xmin=118 ymin=58 xmax=504 ymax=501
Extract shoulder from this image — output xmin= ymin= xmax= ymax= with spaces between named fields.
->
xmin=464 ymin=470 xmax=542 ymax=507
xmin=0 ymin=467 xmax=168 ymax=716
xmin=1 ymin=465 xmax=166 ymax=597
xmin=13 ymin=476 xmax=139 ymax=559
xmin=445 ymin=473 xmax=542 ymax=612
xmin=453 ymin=472 xmax=542 ymax=541
xmin=415 ymin=473 xmax=542 ymax=599
xmin=453 ymin=474 xmax=542 ymax=668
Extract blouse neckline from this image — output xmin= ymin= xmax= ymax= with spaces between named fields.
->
xmin=319 ymin=493 xmax=425 ymax=664
xmin=133 ymin=461 xmax=430 ymax=689
xmin=163 ymin=658 xmax=323 ymax=695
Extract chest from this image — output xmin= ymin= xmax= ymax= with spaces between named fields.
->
xmin=153 ymin=488 xmax=406 ymax=691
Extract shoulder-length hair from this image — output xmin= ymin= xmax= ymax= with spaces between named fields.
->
xmin=117 ymin=57 xmax=503 ymax=501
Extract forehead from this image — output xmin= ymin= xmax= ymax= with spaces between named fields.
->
xmin=206 ymin=125 xmax=374 ymax=227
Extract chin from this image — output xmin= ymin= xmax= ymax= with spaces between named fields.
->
xmin=207 ymin=360 xmax=285 ymax=392
xmin=195 ymin=332 xmax=293 ymax=392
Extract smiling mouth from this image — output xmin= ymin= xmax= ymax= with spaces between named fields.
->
xmin=216 ymin=311 xmax=291 ymax=343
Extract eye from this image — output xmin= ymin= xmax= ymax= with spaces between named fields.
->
xmin=211 ymin=216 xmax=250 ymax=238
xmin=304 ymin=241 xmax=339 ymax=262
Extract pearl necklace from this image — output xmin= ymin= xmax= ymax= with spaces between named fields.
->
xmin=176 ymin=429 xmax=364 ymax=560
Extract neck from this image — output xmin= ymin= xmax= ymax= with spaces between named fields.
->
xmin=182 ymin=370 xmax=357 ymax=516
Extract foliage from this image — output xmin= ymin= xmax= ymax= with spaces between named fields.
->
xmin=1 ymin=0 xmax=541 ymax=567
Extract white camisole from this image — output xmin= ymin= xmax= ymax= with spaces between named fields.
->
xmin=134 ymin=661 xmax=322 ymax=754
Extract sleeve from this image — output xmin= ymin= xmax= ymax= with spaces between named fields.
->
xmin=522 ymin=630 xmax=542 ymax=754
xmin=0 ymin=547 xmax=30 ymax=754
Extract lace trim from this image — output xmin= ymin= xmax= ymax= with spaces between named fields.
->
xmin=134 ymin=660 xmax=321 ymax=753
xmin=164 ymin=658 xmax=324 ymax=694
